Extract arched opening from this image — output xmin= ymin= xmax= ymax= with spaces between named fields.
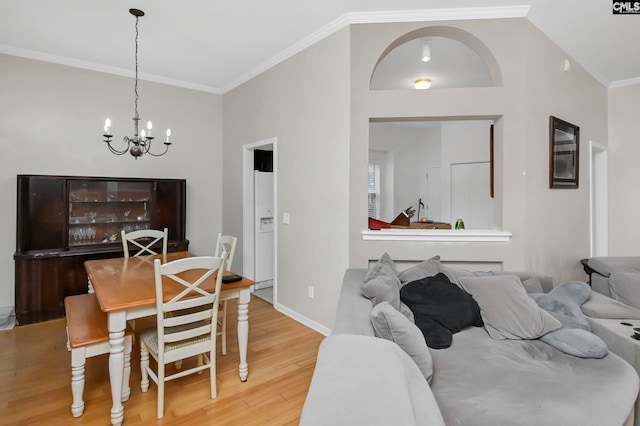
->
xmin=370 ymin=26 xmax=503 ymax=90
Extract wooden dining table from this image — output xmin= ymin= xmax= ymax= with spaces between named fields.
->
xmin=85 ymin=251 xmax=254 ymax=426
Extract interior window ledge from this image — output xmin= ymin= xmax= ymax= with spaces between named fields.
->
xmin=361 ymin=229 xmax=512 ymax=242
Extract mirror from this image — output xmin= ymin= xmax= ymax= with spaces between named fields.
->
xmin=549 ymin=116 xmax=580 ymax=189
xmin=369 ymin=119 xmax=495 ymax=229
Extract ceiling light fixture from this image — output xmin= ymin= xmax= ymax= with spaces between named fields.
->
xmin=414 ymin=78 xmax=432 ymax=90
xmin=102 ymin=8 xmax=172 ymax=159
xmin=421 ymin=41 xmax=431 ymax=62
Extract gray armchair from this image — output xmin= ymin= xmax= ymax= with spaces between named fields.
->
xmin=587 ymin=256 xmax=640 ymax=309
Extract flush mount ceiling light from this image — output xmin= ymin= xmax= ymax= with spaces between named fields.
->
xmin=102 ymin=8 xmax=172 ymax=159
xmin=421 ymin=41 xmax=431 ymax=62
xmin=414 ymin=78 xmax=432 ymax=90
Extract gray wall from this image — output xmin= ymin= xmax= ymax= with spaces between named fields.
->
xmin=222 ymin=29 xmax=351 ymax=328
xmin=608 ymin=83 xmax=640 ymax=255
xmin=0 ymin=54 xmax=223 ymax=310
xmin=349 ymin=19 xmax=607 ymax=287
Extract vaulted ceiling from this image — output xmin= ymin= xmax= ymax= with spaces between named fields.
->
xmin=1 ymin=1 xmax=638 ymax=93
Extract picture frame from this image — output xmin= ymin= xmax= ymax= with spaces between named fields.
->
xmin=549 ymin=116 xmax=580 ymax=189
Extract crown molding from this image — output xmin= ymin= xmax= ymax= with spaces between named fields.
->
xmin=609 ymin=76 xmax=640 ymax=89
xmin=221 ymin=6 xmax=530 ymax=93
xmin=0 ymin=44 xmax=222 ymax=94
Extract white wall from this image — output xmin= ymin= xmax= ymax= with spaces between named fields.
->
xmin=349 ymin=19 xmax=608 ymax=284
xmin=0 ymin=54 xmax=223 ymax=310
xmin=608 ymin=83 xmax=640 ymax=255
xmin=222 ymin=29 xmax=351 ymax=329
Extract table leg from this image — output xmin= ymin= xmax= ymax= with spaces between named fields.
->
xmin=108 ymin=311 xmax=127 ymax=426
xmin=237 ymin=288 xmax=250 ymax=382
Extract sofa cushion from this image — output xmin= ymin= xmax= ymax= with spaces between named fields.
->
xmin=582 ymin=290 xmax=640 ymax=319
xmin=460 ymin=275 xmax=561 ymax=340
xmin=397 ymin=255 xmax=441 ymax=284
xmin=400 ymin=273 xmax=483 ymax=349
xmin=370 ymin=302 xmax=433 ymax=382
xmin=609 ymin=271 xmax=640 ymax=309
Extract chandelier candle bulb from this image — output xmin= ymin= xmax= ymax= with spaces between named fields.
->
xmin=104 ymin=118 xmax=111 ymax=135
xmin=166 ymin=128 xmax=171 ymax=143
xmin=146 ymin=121 xmax=152 ymax=137
xmin=141 ymin=129 xmax=146 ymax=139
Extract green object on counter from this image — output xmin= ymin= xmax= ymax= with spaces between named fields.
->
xmin=455 ymin=218 xmax=465 ymax=230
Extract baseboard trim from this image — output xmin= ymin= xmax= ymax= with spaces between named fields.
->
xmin=274 ymin=303 xmax=331 ymax=336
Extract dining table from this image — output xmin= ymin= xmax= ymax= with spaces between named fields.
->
xmin=85 ymin=251 xmax=254 ymax=426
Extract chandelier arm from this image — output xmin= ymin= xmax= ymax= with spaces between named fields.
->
xmin=105 ymin=139 xmax=131 ymax=155
xmin=143 ymin=141 xmax=171 ymax=157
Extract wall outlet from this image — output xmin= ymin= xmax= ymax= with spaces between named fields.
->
xmin=308 ymin=285 xmax=315 ymax=299
xmin=283 ymin=212 xmax=290 ymax=224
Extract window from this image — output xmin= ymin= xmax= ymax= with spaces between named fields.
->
xmin=368 ymin=163 xmax=380 ymax=218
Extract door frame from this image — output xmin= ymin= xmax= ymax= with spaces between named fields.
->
xmin=242 ymin=138 xmax=277 ymax=303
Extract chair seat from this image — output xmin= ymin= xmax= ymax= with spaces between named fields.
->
xmin=65 ymin=294 xmax=133 ymax=348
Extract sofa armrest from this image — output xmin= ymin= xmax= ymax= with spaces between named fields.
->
xmin=300 ymin=334 xmax=445 ymax=426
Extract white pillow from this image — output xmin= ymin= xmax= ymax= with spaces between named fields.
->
xmin=460 ymin=275 xmax=562 ymax=340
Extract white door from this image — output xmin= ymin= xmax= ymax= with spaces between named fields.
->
xmin=451 ymin=161 xmax=493 ymax=229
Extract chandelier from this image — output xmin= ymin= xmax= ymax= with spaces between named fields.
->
xmin=102 ymin=8 xmax=172 ymax=159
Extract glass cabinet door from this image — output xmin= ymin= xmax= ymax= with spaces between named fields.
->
xmin=68 ymin=180 xmax=153 ymax=247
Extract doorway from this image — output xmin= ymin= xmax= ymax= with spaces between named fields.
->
xmin=590 ymin=141 xmax=608 ymax=256
xmin=243 ymin=138 xmax=277 ymax=305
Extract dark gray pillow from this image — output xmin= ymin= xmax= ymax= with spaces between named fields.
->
xmin=371 ymin=302 xmax=433 ymax=382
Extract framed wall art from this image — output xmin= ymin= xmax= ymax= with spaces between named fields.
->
xmin=549 ymin=116 xmax=580 ymax=189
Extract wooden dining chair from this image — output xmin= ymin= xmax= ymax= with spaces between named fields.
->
xmin=139 ymin=254 xmax=227 ymax=419
xmin=65 ymin=293 xmax=133 ymax=417
xmin=121 ymin=227 xmax=168 ymax=258
xmin=214 ymin=233 xmax=238 ymax=355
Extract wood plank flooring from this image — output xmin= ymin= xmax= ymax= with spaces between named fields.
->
xmin=0 ymin=296 xmax=325 ymax=425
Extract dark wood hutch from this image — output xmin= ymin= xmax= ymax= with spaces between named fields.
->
xmin=14 ymin=175 xmax=189 ymax=325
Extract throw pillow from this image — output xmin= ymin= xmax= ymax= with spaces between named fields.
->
xmin=438 ymin=264 xmax=492 ymax=288
xmin=522 ymin=276 xmax=544 ymax=293
xmin=400 ymin=273 xmax=484 ymax=349
xmin=361 ymin=273 xmax=401 ymax=310
xmin=371 ymin=302 xmax=433 ymax=382
xmin=397 ymin=255 xmax=441 ymax=285
xmin=364 ymin=252 xmax=397 ymax=282
xmin=531 ymin=281 xmax=608 ymax=358
xmin=459 ymin=275 xmax=562 ymax=340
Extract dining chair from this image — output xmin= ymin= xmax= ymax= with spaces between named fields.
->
xmin=65 ymin=293 xmax=133 ymax=417
xmin=215 ymin=233 xmax=238 ymax=355
xmin=121 ymin=227 xmax=168 ymax=258
xmin=139 ymin=254 xmax=228 ymax=419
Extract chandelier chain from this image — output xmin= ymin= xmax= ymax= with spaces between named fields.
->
xmin=134 ymin=14 xmax=139 ymax=123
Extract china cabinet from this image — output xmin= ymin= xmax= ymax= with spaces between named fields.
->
xmin=14 ymin=175 xmax=188 ymax=324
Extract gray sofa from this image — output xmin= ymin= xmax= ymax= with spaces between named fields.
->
xmin=301 ymin=265 xmax=640 ymax=426
xmin=588 ymin=256 xmax=640 ymax=309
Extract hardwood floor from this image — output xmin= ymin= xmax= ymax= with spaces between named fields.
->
xmin=0 ymin=296 xmax=325 ymax=425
